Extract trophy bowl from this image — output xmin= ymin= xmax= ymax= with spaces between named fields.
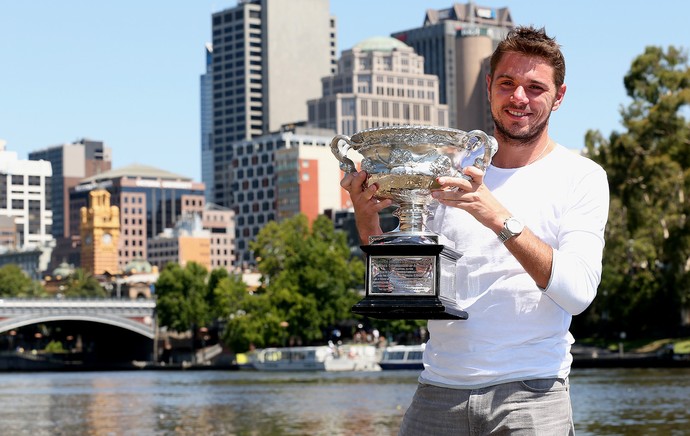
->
xmin=332 ymin=125 xmax=498 ymax=320
xmin=331 ymin=125 xmax=498 ymax=241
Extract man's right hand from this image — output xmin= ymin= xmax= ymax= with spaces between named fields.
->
xmin=340 ymin=171 xmax=392 ymax=243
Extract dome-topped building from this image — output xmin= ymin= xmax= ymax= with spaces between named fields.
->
xmin=353 ymin=36 xmax=411 ymax=53
xmin=123 ymin=258 xmax=154 ymax=275
xmin=307 ymin=35 xmax=448 ymax=136
xmin=52 ymin=261 xmax=75 ymax=280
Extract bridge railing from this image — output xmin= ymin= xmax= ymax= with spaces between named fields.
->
xmin=0 ymin=298 xmax=156 ymax=316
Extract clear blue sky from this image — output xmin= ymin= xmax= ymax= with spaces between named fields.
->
xmin=1 ymin=1 xmax=688 ymax=181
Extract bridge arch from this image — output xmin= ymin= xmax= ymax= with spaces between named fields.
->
xmin=0 ymin=299 xmax=156 ymax=339
xmin=0 ymin=314 xmax=154 ymax=339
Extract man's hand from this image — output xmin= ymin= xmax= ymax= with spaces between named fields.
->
xmin=340 ymin=171 xmax=392 ymax=243
xmin=431 ymin=166 xmax=508 ymax=234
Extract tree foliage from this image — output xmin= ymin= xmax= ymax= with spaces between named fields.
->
xmin=155 ymin=262 xmax=211 ymax=332
xmin=63 ymin=268 xmax=107 ymax=298
xmin=206 ymin=267 xmax=230 ymax=314
xmin=0 ymin=264 xmax=47 ymax=297
xmin=218 ymin=214 xmax=365 ymax=351
xmin=581 ymin=45 xmax=690 ymax=338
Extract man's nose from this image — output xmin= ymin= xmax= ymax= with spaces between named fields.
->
xmin=511 ymin=86 xmax=528 ymax=103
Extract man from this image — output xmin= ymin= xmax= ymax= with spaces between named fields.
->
xmin=340 ymin=26 xmax=609 ymax=435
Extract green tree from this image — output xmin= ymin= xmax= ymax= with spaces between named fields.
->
xmin=212 ymin=273 xmax=251 ymax=319
xmin=155 ymin=262 xmax=211 ymax=332
xmin=63 ymin=268 xmax=107 ymax=298
xmin=206 ymin=267 xmax=230 ymax=315
xmin=0 ymin=264 xmax=47 ymax=297
xmin=582 ymin=45 xmax=690 ymax=338
xmin=227 ymin=214 xmax=364 ymax=349
xmin=44 ymin=340 xmax=66 ymax=353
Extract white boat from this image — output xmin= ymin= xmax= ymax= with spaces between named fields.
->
xmin=378 ymin=343 xmax=425 ymax=370
xmin=249 ymin=344 xmax=381 ymax=372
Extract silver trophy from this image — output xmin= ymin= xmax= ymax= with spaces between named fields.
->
xmin=331 ymin=125 xmax=497 ymax=319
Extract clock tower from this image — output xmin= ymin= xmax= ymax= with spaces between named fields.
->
xmin=80 ymin=189 xmax=120 ymax=275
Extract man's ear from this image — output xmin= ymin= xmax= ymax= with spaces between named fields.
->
xmin=552 ymin=84 xmax=566 ymax=111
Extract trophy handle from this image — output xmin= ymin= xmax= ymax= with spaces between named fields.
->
xmin=330 ymin=135 xmax=358 ymax=173
xmin=457 ymin=130 xmax=498 ymax=180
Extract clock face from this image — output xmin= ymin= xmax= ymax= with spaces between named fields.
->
xmin=85 ymin=235 xmax=93 ymax=245
xmin=102 ymin=233 xmax=113 ymax=245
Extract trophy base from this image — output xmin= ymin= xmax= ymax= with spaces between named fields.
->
xmin=352 ymin=296 xmax=468 ymax=320
xmin=354 ymin=243 xmax=468 ymax=320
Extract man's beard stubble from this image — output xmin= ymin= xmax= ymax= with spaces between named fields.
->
xmin=491 ymin=110 xmax=550 ymax=147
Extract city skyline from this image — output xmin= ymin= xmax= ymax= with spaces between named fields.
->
xmin=1 ymin=0 xmax=689 ymax=182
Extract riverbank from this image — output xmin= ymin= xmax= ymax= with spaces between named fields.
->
xmin=3 ymin=340 xmax=689 ymax=372
xmin=571 ymin=341 xmax=690 ymax=368
xmin=0 ymin=346 xmax=241 ymax=372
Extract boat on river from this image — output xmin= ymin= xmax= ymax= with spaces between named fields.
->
xmin=378 ymin=343 xmax=425 ymax=370
xmin=248 ymin=344 xmax=381 ymax=372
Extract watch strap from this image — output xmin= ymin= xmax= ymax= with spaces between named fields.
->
xmin=498 ymin=228 xmax=513 ymax=243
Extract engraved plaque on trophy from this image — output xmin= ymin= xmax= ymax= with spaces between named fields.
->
xmin=331 ymin=125 xmax=497 ymax=319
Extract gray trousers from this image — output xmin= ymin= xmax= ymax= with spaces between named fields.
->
xmin=398 ymin=378 xmax=574 ymax=436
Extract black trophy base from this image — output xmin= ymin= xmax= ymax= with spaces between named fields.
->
xmin=352 ymin=296 xmax=469 ymax=320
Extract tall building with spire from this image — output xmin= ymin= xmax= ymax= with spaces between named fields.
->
xmin=392 ymin=2 xmax=513 ymax=133
xmin=80 ymin=189 xmax=120 ymax=275
xmin=200 ymin=43 xmax=214 ymax=203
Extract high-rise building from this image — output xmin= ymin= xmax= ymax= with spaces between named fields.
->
xmin=228 ymin=125 xmax=347 ymax=266
xmin=392 ymin=3 xmax=513 ymax=132
xmin=308 ymin=36 xmax=449 ymax=136
xmin=28 ymin=138 xmax=111 ymax=239
xmin=200 ymin=43 xmax=214 ymax=202
xmin=274 ymin=136 xmax=355 ymax=223
xmin=208 ymin=0 xmax=336 ymax=208
xmin=0 ymin=140 xmax=53 ymax=249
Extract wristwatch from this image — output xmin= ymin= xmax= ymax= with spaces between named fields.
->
xmin=498 ymin=217 xmax=524 ymax=243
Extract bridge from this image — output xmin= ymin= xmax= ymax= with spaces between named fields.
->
xmin=0 ymin=298 xmax=156 ymax=339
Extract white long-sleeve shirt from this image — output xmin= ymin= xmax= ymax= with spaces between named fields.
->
xmin=421 ymin=144 xmax=609 ymax=389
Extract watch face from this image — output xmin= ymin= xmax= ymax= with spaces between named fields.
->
xmin=506 ymin=218 xmax=524 ymax=234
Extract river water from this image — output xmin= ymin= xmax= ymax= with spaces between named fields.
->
xmin=0 ymin=368 xmax=689 ymax=435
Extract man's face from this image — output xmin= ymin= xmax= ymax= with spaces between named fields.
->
xmin=487 ymin=52 xmax=565 ymax=144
